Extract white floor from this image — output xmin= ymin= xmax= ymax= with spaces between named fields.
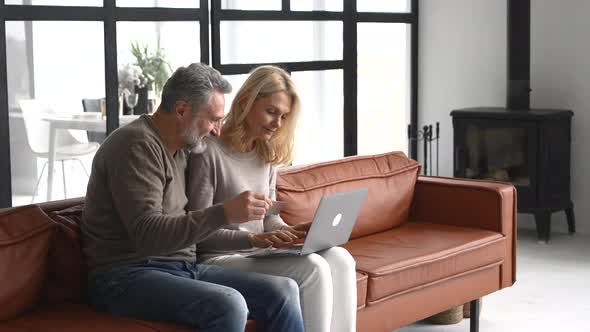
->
xmin=398 ymin=228 xmax=590 ymax=332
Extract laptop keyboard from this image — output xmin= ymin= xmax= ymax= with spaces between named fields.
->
xmin=243 ymin=244 xmax=303 ymax=257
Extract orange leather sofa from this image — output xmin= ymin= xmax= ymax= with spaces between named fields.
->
xmin=0 ymin=200 xmax=257 ymax=332
xmin=0 ymin=151 xmax=515 ymax=332
xmin=276 ymin=151 xmax=516 ymax=332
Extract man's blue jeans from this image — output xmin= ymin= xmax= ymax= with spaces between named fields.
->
xmin=87 ymin=260 xmax=304 ymax=332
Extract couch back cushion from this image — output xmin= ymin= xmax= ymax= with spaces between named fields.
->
xmin=276 ymin=152 xmax=420 ymax=239
xmin=44 ymin=204 xmax=86 ymax=304
xmin=0 ymin=205 xmax=55 ymax=320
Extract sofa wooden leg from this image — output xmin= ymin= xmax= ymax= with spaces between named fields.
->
xmin=469 ymin=299 xmax=479 ymax=332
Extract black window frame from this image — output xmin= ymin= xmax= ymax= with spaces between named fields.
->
xmin=0 ymin=0 xmax=419 ymax=208
xmin=0 ymin=0 xmax=209 ymax=208
xmin=210 ymin=0 xmax=419 ymax=159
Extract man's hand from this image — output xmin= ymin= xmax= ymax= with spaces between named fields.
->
xmin=249 ymin=230 xmax=300 ymax=248
xmin=223 ymin=191 xmax=272 ymax=224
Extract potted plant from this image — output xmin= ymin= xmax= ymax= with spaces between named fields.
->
xmin=118 ymin=63 xmax=147 ymax=115
xmin=130 ymin=42 xmax=172 ymax=114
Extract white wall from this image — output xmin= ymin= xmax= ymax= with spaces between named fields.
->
xmin=419 ymin=0 xmax=589 ymax=234
xmin=531 ymin=0 xmax=590 ymax=234
xmin=418 ymin=0 xmax=507 ymax=178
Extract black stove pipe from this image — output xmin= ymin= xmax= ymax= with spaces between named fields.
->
xmin=506 ymin=0 xmax=531 ymax=110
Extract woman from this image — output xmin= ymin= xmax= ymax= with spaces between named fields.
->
xmin=187 ymin=65 xmax=357 ymax=332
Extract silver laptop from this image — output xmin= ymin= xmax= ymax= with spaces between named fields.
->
xmin=244 ymin=188 xmax=368 ymax=258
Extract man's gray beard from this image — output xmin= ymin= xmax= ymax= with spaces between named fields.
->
xmin=189 ymin=137 xmax=207 ymax=153
xmin=183 ymin=126 xmax=208 ymax=153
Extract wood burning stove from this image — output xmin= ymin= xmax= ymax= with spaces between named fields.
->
xmin=451 ymin=107 xmax=574 ymax=243
xmin=451 ymin=0 xmax=576 ymax=243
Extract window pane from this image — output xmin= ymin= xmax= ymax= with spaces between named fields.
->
xmin=357 ymin=23 xmax=410 ymax=156
xmin=117 ymin=21 xmax=200 ymax=114
xmin=292 ymin=70 xmax=343 ymax=165
xmin=221 ymin=0 xmax=281 ymax=10
xmin=357 ymin=0 xmax=410 ymax=13
xmin=6 ymin=0 xmax=101 ymax=5
xmin=291 ymin=0 xmax=342 ymax=12
xmin=6 ymin=21 xmax=104 ymax=206
xmin=223 ymin=74 xmax=250 ymax=114
xmin=116 ymin=0 xmax=199 ymax=8
xmin=221 ymin=21 xmax=342 ymax=64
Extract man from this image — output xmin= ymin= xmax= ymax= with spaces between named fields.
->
xmin=82 ymin=63 xmax=304 ymax=332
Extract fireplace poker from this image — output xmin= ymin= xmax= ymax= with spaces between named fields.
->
xmin=423 ymin=125 xmax=429 ymax=175
xmin=428 ymin=124 xmax=433 ymax=176
xmin=436 ymin=122 xmax=440 ymax=176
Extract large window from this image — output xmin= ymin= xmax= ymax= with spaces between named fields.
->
xmin=1 ymin=1 xmax=207 ymax=206
xmin=0 ymin=0 xmax=418 ymax=207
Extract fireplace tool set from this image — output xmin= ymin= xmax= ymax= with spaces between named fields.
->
xmin=408 ymin=122 xmax=440 ymax=176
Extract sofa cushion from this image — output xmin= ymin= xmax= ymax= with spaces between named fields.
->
xmin=44 ymin=203 xmax=86 ymax=304
xmin=343 ymin=222 xmax=505 ymax=304
xmin=0 ymin=205 xmax=56 ymax=320
xmin=277 ymin=152 xmax=421 ymax=239
xmin=36 ymin=198 xmax=85 ymax=216
xmin=47 ymin=203 xmax=84 ymax=226
xmin=356 ymin=272 xmax=368 ymax=310
xmin=0 ymin=303 xmax=257 ymax=332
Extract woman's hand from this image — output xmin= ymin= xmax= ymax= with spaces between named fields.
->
xmin=277 ymin=222 xmax=312 ymax=241
xmin=291 ymin=222 xmax=312 ymax=233
xmin=248 ymin=229 xmax=300 ymax=248
xmin=282 ymin=221 xmax=312 ymax=235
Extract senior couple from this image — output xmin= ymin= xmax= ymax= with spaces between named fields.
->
xmin=81 ymin=63 xmax=356 ymax=332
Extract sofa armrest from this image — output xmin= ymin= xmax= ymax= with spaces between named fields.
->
xmin=410 ymin=176 xmax=516 ymax=236
xmin=410 ymin=176 xmax=517 ymax=287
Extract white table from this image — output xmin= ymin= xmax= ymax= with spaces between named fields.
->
xmin=44 ymin=114 xmax=138 ymax=200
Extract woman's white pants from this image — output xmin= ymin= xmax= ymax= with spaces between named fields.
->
xmin=202 ymin=246 xmax=357 ymax=332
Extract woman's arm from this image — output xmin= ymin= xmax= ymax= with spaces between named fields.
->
xmin=263 ymin=166 xmax=290 ymax=232
xmin=187 ymin=150 xmax=253 ymax=250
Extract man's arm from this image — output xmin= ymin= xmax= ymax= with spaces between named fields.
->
xmin=108 ymin=141 xmax=228 ymax=256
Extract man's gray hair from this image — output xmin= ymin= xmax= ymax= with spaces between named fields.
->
xmin=160 ymin=63 xmax=231 ymax=113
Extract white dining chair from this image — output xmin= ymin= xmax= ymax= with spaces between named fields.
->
xmin=18 ymin=99 xmax=99 ymax=202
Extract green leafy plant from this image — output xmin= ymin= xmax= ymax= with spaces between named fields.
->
xmin=130 ymin=42 xmax=172 ymax=95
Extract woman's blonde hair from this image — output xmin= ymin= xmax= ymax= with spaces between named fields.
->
xmin=221 ymin=65 xmax=301 ymax=165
